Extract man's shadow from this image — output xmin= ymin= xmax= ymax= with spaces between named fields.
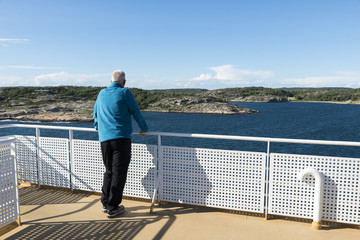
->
xmin=142 ymin=146 xmax=213 ymax=206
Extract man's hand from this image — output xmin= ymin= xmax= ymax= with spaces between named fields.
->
xmin=140 ymin=132 xmax=148 ymax=136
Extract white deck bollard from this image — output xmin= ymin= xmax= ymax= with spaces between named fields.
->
xmin=297 ymin=167 xmax=324 ymax=230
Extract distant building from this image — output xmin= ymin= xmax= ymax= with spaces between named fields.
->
xmin=34 ymin=90 xmax=54 ymax=94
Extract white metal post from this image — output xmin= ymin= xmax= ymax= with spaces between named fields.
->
xmin=158 ymin=135 xmax=163 ymax=203
xmin=69 ymin=129 xmax=74 ymax=191
xmin=265 ymin=141 xmax=271 ymax=219
xmin=150 ymin=134 xmax=162 ymax=213
xmin=35 ymin=127 xmax=41 ymax=189
xmin=10 ymin=140 xmax=21 ymax=225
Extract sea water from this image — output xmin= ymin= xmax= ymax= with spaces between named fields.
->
xmin=1 ymin=102 xmax=360 ymax=158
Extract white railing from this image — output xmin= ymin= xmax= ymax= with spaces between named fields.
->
xmin=0 ymin=138 xmax=20 ymax=230
xmin=1 ymin=123 xmax=360 ymax=229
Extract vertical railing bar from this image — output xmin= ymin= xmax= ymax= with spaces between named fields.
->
xmin=265 ymin=141 xmax=271 ymax=219
xmin=158 ymin=135 xmax=163 ymax=203
xmin=11 ymin=140 xmax=21 ymax=226
xmin=150 ymin=134 xmax=161 ymax=213
xmin=69 ymin=129 xmax=74 ymax=191
xmin=35 ymin=127 xmax=41 ymax=189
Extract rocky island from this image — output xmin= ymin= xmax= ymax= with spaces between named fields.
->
xmin=0 ymin=100 xmax=257 ymax=122
xmin=0 ymin=97 xmax=257 ymax=122
xmin=0 ymin=87 xmax=259 ymax=122
xmin=144 ymin=96 xmax=257 ymax=114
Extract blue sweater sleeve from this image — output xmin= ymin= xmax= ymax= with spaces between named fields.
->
xmin=93 ymin=99 xmax=98 ymax=130
xmin=125 ymin=89 xmax=149 ymax=132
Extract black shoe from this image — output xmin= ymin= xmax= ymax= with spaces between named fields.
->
xmin=107 ymin=205 xmax=125 ymax=218
xmin=102 ymin=206 xmax=108 ymax=213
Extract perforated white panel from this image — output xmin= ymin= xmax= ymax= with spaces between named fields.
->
xmin=161 ymin=146 xmax=266 ymax=213
xmin=0 ymin=141 xmax=11 ymax=159
xmin=39 ymin=137 xmax=70 ymax=188
xmin=72 ymin=140 xmax=103 ymax=192
xmin=124 ymin=144 xmax=156 ymax=199
xmin=14 ymin=135 xmax=38 ymax=183
xmin=269 ymin=153 xmax=360 ymax=224
xmin=0 ymin=141 xmax=19 ymax=228
xmin=72 ymin=140 xmax=156 ymax=199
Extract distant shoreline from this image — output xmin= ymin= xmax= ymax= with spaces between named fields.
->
xmin=1 ymin=100 xmax=359 ymax=123
xmin=230 ymin=100 xmax=360 ymax=105
xmin=289 ymin=100 xmax=360 ymax=105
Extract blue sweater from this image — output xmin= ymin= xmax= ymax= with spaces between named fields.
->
xmin=93 ymin=82 xmax=149 ymax=142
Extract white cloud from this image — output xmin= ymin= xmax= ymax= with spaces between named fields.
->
xmin=0 ymin=65 xmax=61 ymax=70
xmin=2 ymin=68 xmax=359 ymax=89
xmin=210 ymin=65 xmax=274 ymax=81
xmin=126 ymin=77 xmax=184 ymax=89
xmin=190 ymin=66 xmax=360 ymax=89
xmin=0 ymin=38 xmax=30 ymax=47
xmin=280 ymin=72 xmax=360 ymax=88
xmin=190 ymin=65 xmax=274 ymax=88
xmin=34 ymin=72 xmax=109 ymax=86
xmin=0 ymin=76 xmax=23 ymax=86
xmin=0 ymin=72 xmax=110 ymax=87
xmin=191 ymin=73 xmax=213 ymax=81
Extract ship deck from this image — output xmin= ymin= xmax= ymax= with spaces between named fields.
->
xmin=2 ymin=185 xmax=359 ymax=240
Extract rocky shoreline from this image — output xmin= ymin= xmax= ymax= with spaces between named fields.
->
xmin=230 ymin=96 xmax=289 ymax=103
xmin=0 ymin=111 xmax=94 ymax=122
xmin=0 ymin=100 xmax=95 ymax=122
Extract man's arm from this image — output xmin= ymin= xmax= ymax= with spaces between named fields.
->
xmin=125 ymin=89 xmax=149 ymax=133
xmin=93 ymin=100 xmax=98 ymax=130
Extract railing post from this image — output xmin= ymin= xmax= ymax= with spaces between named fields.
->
xmin=35 ymin=127 xmax=41 ymax=189
xmin=10 ymin=140 xmax=21 ymax=226
xmin=69 ymin=129 xmax=74 ymax=191
xmin=158 ymin=135 xmax=163 ymax=203
xmin=150 ymin=134 xmax=162 ymax=213
xmin=265 ymin=141 xmax=271 ymax=220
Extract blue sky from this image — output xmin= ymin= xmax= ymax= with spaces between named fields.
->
xmin=1 ymin=0 xmax=360 ymax=89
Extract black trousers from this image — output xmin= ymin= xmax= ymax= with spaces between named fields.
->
xmin=100 ymin=138 xmax=131 ymax=211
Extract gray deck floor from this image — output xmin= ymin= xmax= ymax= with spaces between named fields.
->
xmin=2 ymin=185 xmax=360 ymax=240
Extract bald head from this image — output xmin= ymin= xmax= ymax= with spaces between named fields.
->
xmin=112 ymin=70 xmax=126 ymax=83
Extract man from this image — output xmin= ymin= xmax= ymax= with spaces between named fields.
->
xmin=94 ymin=70 xmax=149 ymax=218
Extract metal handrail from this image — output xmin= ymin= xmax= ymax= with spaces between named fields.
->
xmin=0 ymin=123 xmax=97 ymax=132
xmin=1 ymin=123 xmax=360 ymax=147
xmin=0 ymin=137 xmax=16 ymax=144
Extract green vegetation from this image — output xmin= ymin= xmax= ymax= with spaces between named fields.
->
xmin=0 ymin=86 xmax=103 ymax=101
xmin=208 ymin=87 xmax=294 ymax=98
xmin=149 ymin=88 xmax=208 ymax=94
xmin=289 ymin=88 xmax=360 ymax=102
xmin=45 ymin=86 xmax=103 ymax=100
xmin=129 ymin=88 xmax=188 ymax=109
xmin=203 ymin=87 xmax=360 ymax=102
